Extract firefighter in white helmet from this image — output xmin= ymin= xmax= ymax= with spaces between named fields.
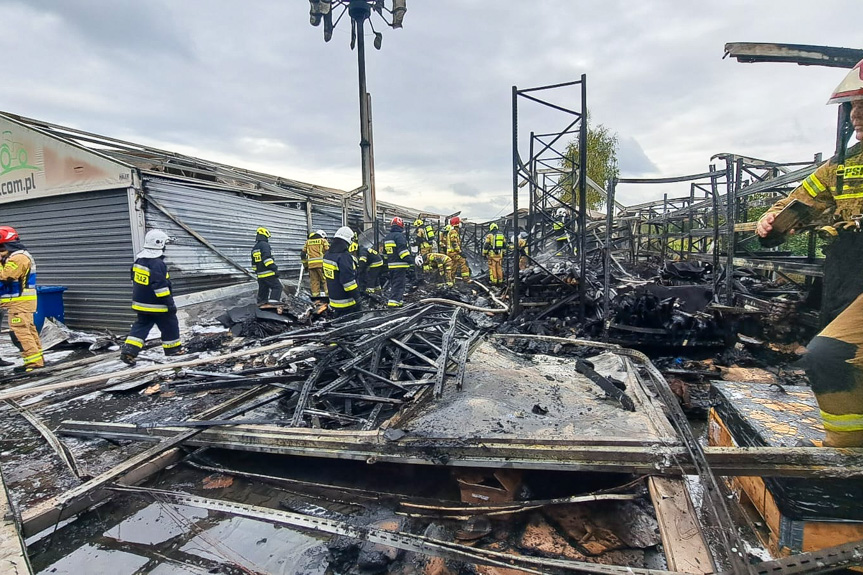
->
xmin=553 ymin=207 xmax=570 ymax=256
xmin=120 ymin=229 xmax=183 ymax=365
xmin=323 ymin=226 xmax=360 ymax=317
xmin=756 ymin=59 xmax=863 ymax=447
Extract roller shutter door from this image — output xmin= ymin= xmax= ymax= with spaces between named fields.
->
xmin=0 ymin=189 xmax=134 ymax=332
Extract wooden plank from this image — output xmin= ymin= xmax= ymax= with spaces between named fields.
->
xmin=0 ymin=463 xmax=32 ymax=574
xmin=648 ymin=477 xmax=714 ymax=575
xmin=21 ymin=386 xmax=276 ymax=538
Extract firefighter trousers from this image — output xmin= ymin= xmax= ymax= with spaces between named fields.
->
xmin=487 ymin=254 xmax=503 ymax=285
xmin=449 ymin=252 xmax=470 ymax=278
xmin=308 ymin=267 xmax=327 ymax=298
xmin=387 ymin=268 xmax=406 ymax=306
xmin=6 ymin=310 xmax=43 ymax=368
xmin=803 ymin=291 xmax=863 ymax=447
xmin=256 ymin=276 xmax=282 ymax=305
xmin=361 ymin=268 xmax=382 ymax=293
xmin=121 ymin=312 xmax=182 ymax=359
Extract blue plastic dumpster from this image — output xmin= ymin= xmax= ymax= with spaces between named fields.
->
xmin=34 ymin=286 xmax=68 ymax=333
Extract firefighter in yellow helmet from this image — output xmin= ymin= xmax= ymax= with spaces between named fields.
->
xmin=301 ymin=230 xmax=330 ymax=300
xmin=413 ymin=219 xmax=434 ymax=272
xmin=251 ymin=227 xmax=282 ymax=307
xmin=482 ymin=222 xmax=507 ymax=285
xmin=756 ymin=59 xmax=863 ymax=447
xmin=446 ymin=217 xmax=470 ymax=279
xmin=0 ymin=226 xmax=43 ymax=371
xmin=417 ymin=253 xmax=454 ymax=287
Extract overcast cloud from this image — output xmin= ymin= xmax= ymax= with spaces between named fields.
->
xmin=1 ymin=1 xmax=860 ymax=218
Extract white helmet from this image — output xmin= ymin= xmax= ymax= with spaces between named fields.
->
xmin=828 ymin=58 xmax=863 ymax=104
xmin=414 ymin=255 xmax=424 ymax=267
xmin=143 ymin=229 xmax=171 ymax=251
xmin=317 ymin=229 xmax=328 ymax=239
xmin=519 ymin=231 xmax=528 ymax=239
xmin=555 ymin=208 xmax=567 ymax=218
xmin=334 ymin=226 xmax=354 ymax=243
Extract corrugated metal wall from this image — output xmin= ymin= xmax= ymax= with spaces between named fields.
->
xmin=310 ymin=205 xmax=342 ymax=238
xmin=0 ymin=189 xmax=135 ymax=332
xmin=143 ymin=178 xmax=310 ymax=294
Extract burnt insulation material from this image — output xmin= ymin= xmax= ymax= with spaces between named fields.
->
xmin=712 ymin=382 xmax=863 ymax=521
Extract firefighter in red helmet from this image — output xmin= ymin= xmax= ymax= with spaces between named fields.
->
xmin=446 ymin=216 xmax=470 ymax=279
xmin=756 ymin=59 xmax=863 ymax=447
xmin=0 ymin=226 xmax=44 ymax=371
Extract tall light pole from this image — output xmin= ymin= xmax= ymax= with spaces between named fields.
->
xmin=308 ymin=0 xmax=406 ymax=232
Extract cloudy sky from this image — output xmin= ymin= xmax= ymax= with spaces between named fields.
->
xmin=2 ymin=1 xmax=861 ymax=218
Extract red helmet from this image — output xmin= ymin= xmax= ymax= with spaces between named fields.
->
xmin=391 ymin=217 xmax=404 ymax=228
xmin=0 ymin=226 xmax=19 ymax=243
xmin=450 ymin=216 xmax=461 ymax=226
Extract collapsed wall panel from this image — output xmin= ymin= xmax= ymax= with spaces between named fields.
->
xmin=143 ymin=177 xmax=310 ymax=293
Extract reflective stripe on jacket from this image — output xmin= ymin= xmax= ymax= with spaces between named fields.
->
xmin=131 ymin=256 xmax=175 ymax=313
xmin=301 ymin=237 xmax=329 ymax=269
xmin=323 ymin=250 xmax=359 ymax=309
xmin=483 ymin=232 xmax=507 ymax=256
xmin=251 ymin=238 xmax=278 ymax=278
xmin=384 ymin=228 xmax=411 ymax=269
xmin=0 ymin=250 xmax=37 ymax=311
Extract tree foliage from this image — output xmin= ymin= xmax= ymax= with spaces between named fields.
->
xmin=559 ymin=115 xmax=619 ymax=211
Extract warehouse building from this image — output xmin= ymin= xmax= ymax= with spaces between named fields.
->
xmin=0 ymin=112 xmax=419 ymax=332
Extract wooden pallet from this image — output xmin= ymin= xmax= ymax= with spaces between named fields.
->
xmin=709 ymin=408 xmax=863 ymax=561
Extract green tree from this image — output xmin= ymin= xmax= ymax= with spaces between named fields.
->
xmin=559 ymin=114 xmax=619 ymax=211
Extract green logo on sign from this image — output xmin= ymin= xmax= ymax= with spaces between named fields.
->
xmin=0 ymin=131 xmax=39 ymax=176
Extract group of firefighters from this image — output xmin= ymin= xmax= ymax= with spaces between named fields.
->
xmin=3 ymin=62 xmax=862 ymax=448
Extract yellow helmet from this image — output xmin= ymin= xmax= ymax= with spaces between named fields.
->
xmin=414 ymin=218 xmax=424 ymax=227
xmin=256 ymin=227 xmax=271 ymax=238
xmin=489 ymin=222 xmax=499 ymax=231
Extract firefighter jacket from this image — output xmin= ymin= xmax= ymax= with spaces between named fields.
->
xmin=131 ymin=256 xmax=176 ymax=314
xmin=414 ymin=226 xmax=432 ymax=250
xmin=301 ymin=233 xmax=329 ymax=269
xmin=553 ymin=218 xmax=569 ymax=242
xmin=446 ymin=227 xmax=463 ymax=254
xmin=384 ymin=226 xmax=411 ymax=269
xmin=251 ymin=236 xmax=278 ymax=279
xmin=426 ymin=252 xmax=452 ymax=269
xmin=482 ymin=232 xmax=507 ymax=256
xmin=358 ymin=245 xmax=384 ymax=272
xmin=765 ymin=143 xmax=863 ymax=225
xmin=322 ymin=240 xmax=359 ymax=309
xmin=0 ymin=245 xmax=37 ymax=313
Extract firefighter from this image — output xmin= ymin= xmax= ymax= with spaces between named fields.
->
xmin=482 ymin=222 xmax=507 ymax=285
xmin=251 ymin=227 xmax=282 ymax=307
xmin=439 ymin=223 xmax=450 ymax=254
xmin=446 ymin=216 xmax=470 ymax=279
xmin=357 ymin=242 xmax=384 ymax=294
xmin=301 ymin=230 xmax=329 ymax=299
xmin=413 ymin=218 xmax=433 ymax=271
xmin=120 ymin=229 xmax=183 ymax=366
xmin=0 ymin=226 xmax=43 ymax=372
xmin=417 ymin=253 xmax=454 ymax=287
xmin=383 ymin=217 xmax=411 ymax=307
xmin=323 ymin=226 xmax=360 ymax=317
xmin=755 ymin=59 xmax=863 ymax=447
xmin=553 ymin=207 xmax=570 ymax=255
